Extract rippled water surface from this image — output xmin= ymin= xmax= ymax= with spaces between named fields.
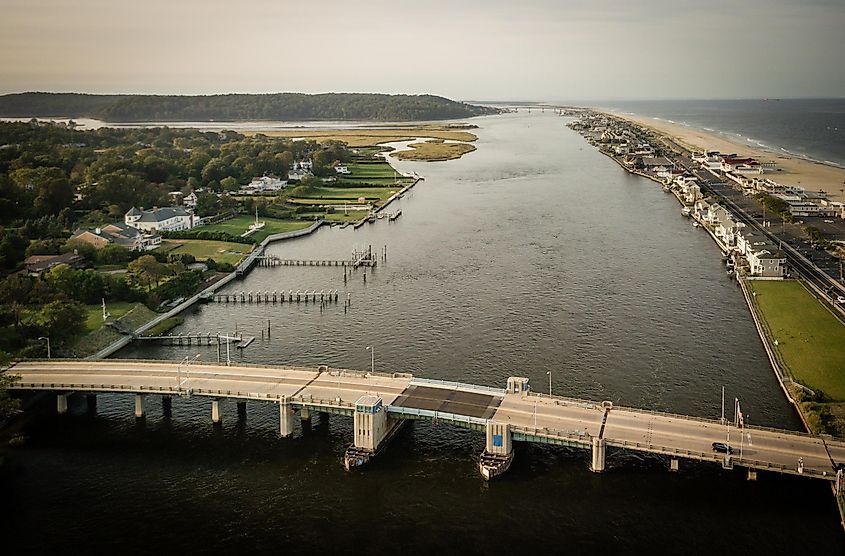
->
xmin=5 ymin=113 xmax=843 ymax=553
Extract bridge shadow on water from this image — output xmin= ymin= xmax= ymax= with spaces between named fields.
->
xmin=3 ymin=391 xmax=844 ymax=554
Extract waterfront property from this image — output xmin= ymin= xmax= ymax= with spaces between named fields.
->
xmin=7 ymin=360 xmax=845 ymax=490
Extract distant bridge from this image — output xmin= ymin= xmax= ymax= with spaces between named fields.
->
xmin=5 ymin=360 xmax=845 ymax=488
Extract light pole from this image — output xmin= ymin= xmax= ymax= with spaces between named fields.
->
xmin=547 ymin=370 xmax=552 ymax=397
xmin=177 ymin=355 xmax=190 ymax=392
xmin=38 ymin=336 xmax=51 ymax=359
xmin=366 ymin=345 xmax=374 ymax=374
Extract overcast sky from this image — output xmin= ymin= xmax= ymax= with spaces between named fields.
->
xmin=1 ymin=0 xmax=843 ymax=101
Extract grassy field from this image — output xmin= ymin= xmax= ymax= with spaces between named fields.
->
xmin=290 ymin=186 xmax=399 ymax=201
xmin=69 ymin=302 xmax=158 ymax=357
xmin=393 ymin=140 xmax=476 ymax=161
xmin=749 ymin=280 xmax=845 ymax=400
xmin=83 ymin=301 xmax=137 ymax=333
xmin=161 ymin=239 xmax=252 ymax=266
xmin=246 ymin=126 xmax=478 ymax=147
xmin=201 ymin=216 xmax=312 ymax=243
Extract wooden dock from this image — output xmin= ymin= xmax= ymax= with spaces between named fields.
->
xmin=204 ymin=289 xmax=343 ymax=304
xmin=257 ymin=257 xmax=375 ymax=268
xmin=135 ymin=332 xmax=241 ymax=346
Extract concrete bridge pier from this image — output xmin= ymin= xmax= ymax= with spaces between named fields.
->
xmin=162 ymin=395 xmax=172 ymax=417
xmin=57 ymin=393 xmax=68 ymax=415
xmin=747 ymin=469 xmax=757 ymax=481
xmin=345 ymin=395 xmax=402 ymax=470
xmin=211 ymin=399 xmax=222 ymax=423
xmin=86 ymin=394 xmax=97 ymax=414
xmin=237 ymin=401 xmax=246 ymax=420
xmin=279 ymin=399 xmax=295 ymax=438
xmin=300 ymin=407 xmax=311 ymax=424
xmin=590 ymin=437 xmax=606 ymax=473
xmin=134 ymin=394 xmax=145 ymax=419
xmin=670 ymin=458 xmax=679 ymax=472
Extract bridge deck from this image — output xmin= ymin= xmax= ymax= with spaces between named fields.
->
xmin=391 ymin=385 xmax=501 ymax=420
xmin=6 ymin=360 xmax=845 ymax=480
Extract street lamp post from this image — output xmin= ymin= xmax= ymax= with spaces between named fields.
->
xmin=38 ymin=336 xmax=51 ymax=359
xmin=177 ymin=355 xmax=189 ymax=392
xmin=366 ymin=345 xmax=374 ymax=374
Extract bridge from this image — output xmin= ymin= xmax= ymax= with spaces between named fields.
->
xmin=5 ymin=360 xmax=845 ymax=488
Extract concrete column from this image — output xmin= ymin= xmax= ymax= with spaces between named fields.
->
xmin=211 ymin=399 xmax=221 ymax=423
xmin=57 ymin=393 xmax=68 ymax=415
xmin=279 ymin=399 xmax=295 ymax=437
xmin=162 ymin=395 xmax=172 ymax=417
xmin=300 ymin=407 xmax=311 ymax=423
xmin=590 ymin=437 xmax=606 ymax=473
xmin=670 ymin=458 xmax=679 ymax=472
xmin=237 ymin=401 xmax=246 ymax=419
xmin=485 ymin=422 xmax=513 ymax=456
xmin=86 ymin=394 xmax=97 ymax=414
xmin=747 ymin=469 xmax=757 ymax=481
xmin=134 ymin=394 xmax=145 ymax=418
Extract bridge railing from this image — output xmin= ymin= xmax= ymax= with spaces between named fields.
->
xmin=511 ymin=425 xmax=592 ymax=446
xmin=409 ymin=377 xmax=505 ymax=396
xmin=608 ymin=439 xmax=835 ymax=480
xmin=608 ymin=405 xmax=820 ymax=439
xmin=387 ymin=405 xmax=488 ymax=427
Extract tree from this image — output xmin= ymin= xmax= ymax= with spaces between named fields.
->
xmin=32 ymin=300 xmax=86 ymax=341
xmin=0 ymin=367 xmax=21 ymax=423
xmin=220 ymin=176 xmax=240 ymax=192
xmin=128 ymin=255 xmax=171 ymax=290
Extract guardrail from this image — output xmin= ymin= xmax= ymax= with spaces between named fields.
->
xmin=387 ymin=405 xmax=488 ymax=427
xmin=409 ymin=377 xmax=505 ymax=396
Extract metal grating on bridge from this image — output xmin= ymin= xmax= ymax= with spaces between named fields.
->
xmin=391 ymin=385 xmax=502 ymax=419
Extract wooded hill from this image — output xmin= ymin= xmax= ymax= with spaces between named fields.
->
xmin=0 ymin=92 xmax=498 ymax=122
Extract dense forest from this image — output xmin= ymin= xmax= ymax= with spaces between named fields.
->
xmin=0 ymin=93 xmax=499 ymax=122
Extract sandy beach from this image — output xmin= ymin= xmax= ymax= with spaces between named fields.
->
xmin=605 ymin=111 xmax=845 ymax=203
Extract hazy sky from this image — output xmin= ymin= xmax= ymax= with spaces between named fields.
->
xmin=1 ymin=0 xmax=843 ymax=101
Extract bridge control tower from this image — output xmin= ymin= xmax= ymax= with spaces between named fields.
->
xmin=344 ymin=395 xmax=404 ymax=470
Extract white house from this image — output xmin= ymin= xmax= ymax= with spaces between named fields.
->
xmin=183 ymin=191 xmax=198 ymax=208
xmin=125 ymin=206 xmax=197 ymax=232
xmin=334 ymin=165 xmax=350 ymax=174
xmin=288 ymin=169 xmax=312 ymax=182
xmin=240 ymin=176 xmax=287 ymax=194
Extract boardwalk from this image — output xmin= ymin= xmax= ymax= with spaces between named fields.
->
xmin=6 ymin=360 xmax=845 ymax=486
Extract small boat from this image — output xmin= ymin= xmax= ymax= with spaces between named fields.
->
xmin=681 ymin=207 xmax=692 ymax=217
xmin=479 ymin=450 xmax=514 ymax=480
xmin=692 ymin=222 xmax=700 ymax=228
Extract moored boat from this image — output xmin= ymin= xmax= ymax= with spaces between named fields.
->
xmin=479 ymin=450 xmax=514 ymax=480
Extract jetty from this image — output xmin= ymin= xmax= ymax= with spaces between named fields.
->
xmin=203 ymin=290 xmax=342 ymax=304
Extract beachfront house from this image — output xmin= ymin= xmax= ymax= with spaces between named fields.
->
xmin=721 ymin=157 xmax=762 ymax=175
xmin=125 ymin=206 xmax=197 ymax=232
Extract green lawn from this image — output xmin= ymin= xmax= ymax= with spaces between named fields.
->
xmin=83 ymin=301 xmax=137 ymax=332
xmin=161 ymin=239 xmax=252 ymax=266
xmin=291 ymin=186 xmax=399 ymax=201
xmin=750 ymin=280 xmax=845 ymax=400
xmin=200 ymin=216 xmax=312 ymax=243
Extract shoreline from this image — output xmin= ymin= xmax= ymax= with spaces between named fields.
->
xmin=602 ymin=110 xmax=845 ymax=203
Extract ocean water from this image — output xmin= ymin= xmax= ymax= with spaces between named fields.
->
xmin=596 ymin=99 xmax=845 ymax=167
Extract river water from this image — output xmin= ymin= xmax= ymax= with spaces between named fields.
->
xmin=4 ymin=112 xmax=843 ymax=553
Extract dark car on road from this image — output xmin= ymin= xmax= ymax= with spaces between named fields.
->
xmin=712 ymin=442 xmax=734 ymax=454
